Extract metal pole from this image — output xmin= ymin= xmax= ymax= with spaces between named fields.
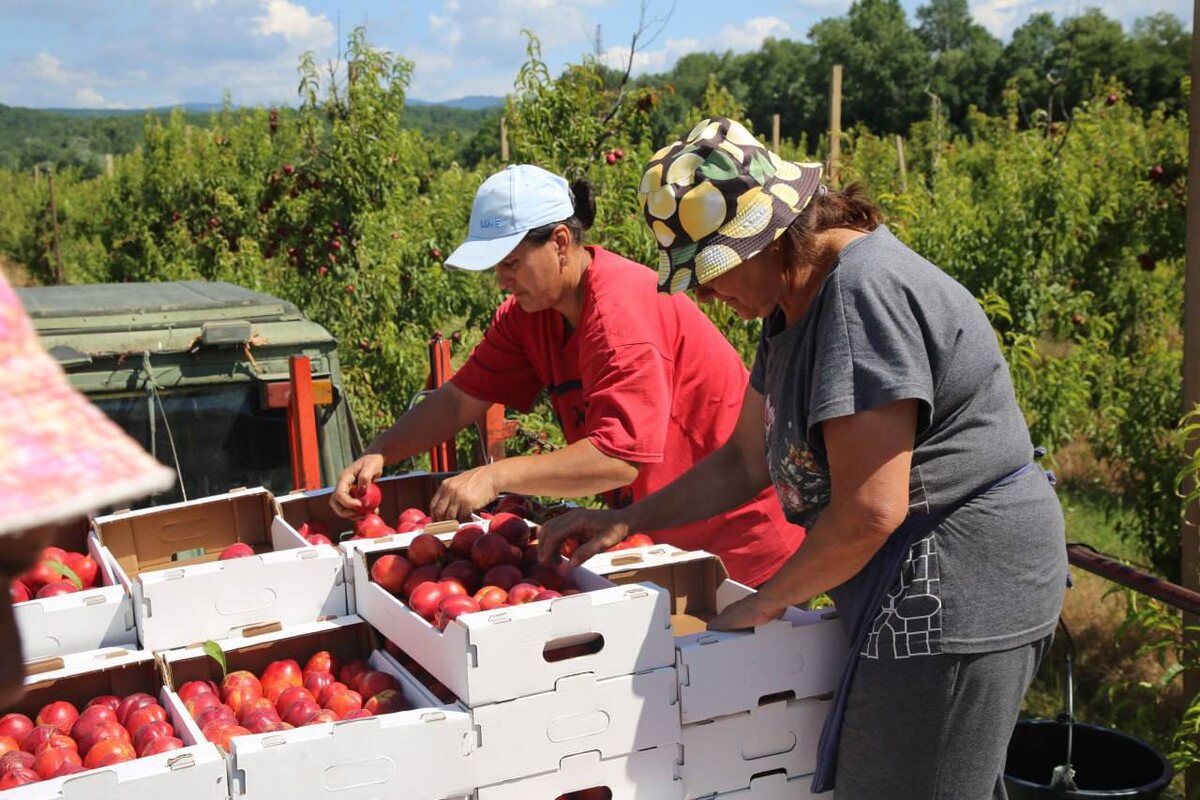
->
xmin=1182 ymin=0 xmax=1200 ymax=791
xmin=828 ymin=66 xmax=842 ymax=184
xmin=47 ymin=167 xmax=65 ymax=285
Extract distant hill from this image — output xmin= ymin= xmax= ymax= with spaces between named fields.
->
xmin=0 ymin=99 xmax=496 ymax=176
xmin=408 ymin=96 xmax=504 ymax=111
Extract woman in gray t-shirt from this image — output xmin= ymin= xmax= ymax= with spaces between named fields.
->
xmin=539 ymin=117 xmax=1067 ymax=800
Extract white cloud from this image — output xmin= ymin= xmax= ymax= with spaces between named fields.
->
xmin=73 ymin=87 xmax=122 ymax=107
xmin=598 ymin=36 xmax=699 ymax=73
xmin=27 ymin=52 xmax=89 ymax=85
xmin=713 ymin=16 xmax=793 ymax=50
xmin=252 ymin=0 xmax=335 ymax=49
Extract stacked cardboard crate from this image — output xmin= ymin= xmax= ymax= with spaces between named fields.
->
xmin=343 ymin=528 xmax=686 ymax=799
xmin=586 ymin=548 xmax=847 ymax=798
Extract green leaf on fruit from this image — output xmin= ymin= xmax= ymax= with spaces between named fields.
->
xmin=47 ymin=561 xmax=82 ymax=590
xmin=202 ymin=640 xmax=227 ymax=678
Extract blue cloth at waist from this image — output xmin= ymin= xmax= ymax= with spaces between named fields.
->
xmin=811 ymin=460 xmax=1042 ymax=794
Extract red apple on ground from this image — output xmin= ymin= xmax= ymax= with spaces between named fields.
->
xmin=471 ymin=533 xmax=515 ymax=572
xmin=354 ymin=513 xmax=393 ymax=539
xmin=482 ymin=564 xmax=523 ymax=591
xmin=407 ymin=533 xmax=448 ymax=567
xmin=449 ymin=525 xmax=485 ymax=559
xmin=351 ymin=482 xmax=382 ymax=515
xmin=371 ymin=554 xmax=413 ymax=595
xmin=219 ymin=542 xmax=255 ymax=560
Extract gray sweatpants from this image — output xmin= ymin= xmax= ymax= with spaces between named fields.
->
xmin=833 ymin=635 xmax=1052 ymax=800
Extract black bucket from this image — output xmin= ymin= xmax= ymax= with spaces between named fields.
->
xmin=1004 ymin=719 xmax=1173 ymax=799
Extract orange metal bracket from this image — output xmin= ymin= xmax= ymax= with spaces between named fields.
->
xmin=288 ymin=355 xmax=323 ymax=491
xmin=427 ymin=335 xmax=458 ymax=472
xmin=480 ymin=403 xmax=518 ymax=463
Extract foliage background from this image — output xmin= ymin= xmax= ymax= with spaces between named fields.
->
xmin=0 ymin=3 xmax=1195 ymax=789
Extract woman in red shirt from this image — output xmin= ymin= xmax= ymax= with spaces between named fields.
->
xmin=331 ymin=164 xmax=802 ymax=585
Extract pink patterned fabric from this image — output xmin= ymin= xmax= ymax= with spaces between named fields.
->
xmin=0 ymin=274 xmax=174 ymax=535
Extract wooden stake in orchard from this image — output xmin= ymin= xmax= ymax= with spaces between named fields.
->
xmin=828 ymin=65 xmax=842 ymax=185
xmin=1182 ymin=0 xmax=1200 ymax=792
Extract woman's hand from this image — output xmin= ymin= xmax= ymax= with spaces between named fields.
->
xmin=429 ymin=467 xmax=500 ymax=522
xmin=707 ymin=592 xmax=788 ymax=632
xmin=330 ymin=454 xmax=386 ymax=518
xmin=537 ymin=508 xmax=634 ymax=570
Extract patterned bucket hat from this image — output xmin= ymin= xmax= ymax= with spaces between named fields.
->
xmin=639 ymin=117 xmax=823 ymax=293
xmin=0 ymin=273 xmax=174 ymax=535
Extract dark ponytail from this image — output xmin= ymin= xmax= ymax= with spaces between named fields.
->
xmin=523 ymin=178 xmax=596 ymax=245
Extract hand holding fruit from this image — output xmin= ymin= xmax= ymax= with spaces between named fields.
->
xmin=330 ymin=454 xmax=386 ymax=518
xmin=428 ymin=467 xmax=499 ymax=523
xmin=537 ymin=508 xmax=635 ymax=570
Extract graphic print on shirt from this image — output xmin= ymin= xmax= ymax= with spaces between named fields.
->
xmin=861 ymin=531 xmax=944 ymax=659
xmin=764 ymin=393 xmax=830 ymax=529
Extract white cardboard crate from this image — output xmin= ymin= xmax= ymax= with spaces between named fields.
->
xmin=93 ymin=487 xmax=347 ymax=652
xmin=348 ymin=535 xmax=675 ymax=707
xmin=468 ymin=666 xmax=681 ymax=787
xmin=474 ymin=747 xmax=684 ymax=800
xmin=678 ymin=696 xmax=831 ymax=799
xmin=161 ymin=616 xmax=475 ymax=800
xmin=589 ymin=548 xmax=847 ymax=723
xmin=7 ymin=648 xmax=228 ymax=800
xmin=14 ymin=523 xmax=137 ymax=660
xmin=710 ymin=772 xmax=821 ymax=800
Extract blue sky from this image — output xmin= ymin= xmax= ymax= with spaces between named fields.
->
xmin=0 ymin=0 xmax=1191 ymax=109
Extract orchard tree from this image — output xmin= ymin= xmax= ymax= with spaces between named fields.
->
xmin=916 ymin=0 xmax=1002 ymax=124
xmin=807 ymin=0 xmax=932 ymax=138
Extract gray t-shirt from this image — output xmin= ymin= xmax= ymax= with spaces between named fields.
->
xmin=750 ymin=225 xmax=1066 ymax=658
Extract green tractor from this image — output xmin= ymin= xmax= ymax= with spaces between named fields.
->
xmin=18 ymin=280 xmax=360 ymax=507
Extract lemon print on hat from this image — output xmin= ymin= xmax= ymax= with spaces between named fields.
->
xmin=638 ymin=116 xmax=824 ymax=293
xmin=679 ymin=182 xmax=727 ymax=241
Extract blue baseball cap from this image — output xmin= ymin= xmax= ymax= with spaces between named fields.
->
xmin=445 ymin=164 xmax=576 ymax=270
